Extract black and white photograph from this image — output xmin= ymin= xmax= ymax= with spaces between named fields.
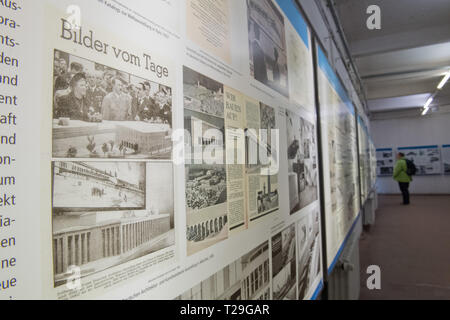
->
xmin=52 ymin=161 xmax=146 ymax=210
xmin=271 ymin=224 xmax=297 ymax=300
xmin=52 ymin=162 xmax=175 ymax=287
xmin=185 ymin=164 xmax=227 ymax=212
xmin=247 ymin=0 xmax=289 ymax=97
xmin=286 ymin=110 xmax=319 ymax=215
xmin=183 ymin=67 xmax=226 ymax=163
xmin=185 ymin=164 xmax=228 ymax=256
xmin=443 ymin=146 xmax=450 ymax=174
xmin=183 ymin=66 xmax=224 ymax=118
xmin=177 ymin=241 xmax=270 ymax=300
xmin=400 ymin=146 xmax=442 ymax=175
xmin=256 ymin=174 xmax=279 ymax=216
xmin=260 ymin=103 xmax=277 ymax=154
xmin=184 ymin=108 xmax=225 ymax=164
xmin=297 ymin=210 xmax=322 ymax=300
xmin=245 ymin=103 xmax=278 ymax=174
xmin=376 ymin=148 xmax=394 ymax=176
xmin=52 ymin=50 xmax=173 ymax=160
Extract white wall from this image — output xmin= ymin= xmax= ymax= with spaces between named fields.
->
xmin=371 ymin=112 xmax=450 ymax=194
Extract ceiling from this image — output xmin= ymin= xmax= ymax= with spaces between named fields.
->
xmin=334 ymin=0 xmax=450 ymax=115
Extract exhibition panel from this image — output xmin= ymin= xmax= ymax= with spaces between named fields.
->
xmin=2 ymin=0 xmax=377 ymax=300
xmin=316 ymin=46 xmax=360 ymax=272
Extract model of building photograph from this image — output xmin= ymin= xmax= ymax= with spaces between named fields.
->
xmin=52 ymin=50 xmax=173 ymax=160
xmin=297 ymin=210 xmax=322 ymax=300
xmin=177 ymin=241 xmax=270 ymax=300
xmin=272 ymin=224 xmax=297 ymax=300
xmin=52 ymin=162 xmax=175 ymax=287
xmin=246 ymin=103 xmax=278 ymax=175
xmin=286 ymin=110 xmax=318 ymax=215
xmin=184 ymin=109 xmax=225 ymax=164
xmin=247 ymin=0 xmax=289 ymax=97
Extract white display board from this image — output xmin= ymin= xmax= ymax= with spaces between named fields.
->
xmin=5 ymin=0 xmax=325 ymax=300
xmin=317 ymin=46 xmax=360 ymax=272
xmin=398 ymin=145 xmax=441 ymax=175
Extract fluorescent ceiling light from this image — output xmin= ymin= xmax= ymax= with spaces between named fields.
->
xmin=421 ymin=97 xmax=433 ymax=116
xmin=437 ymin=71 xmax=450 ymax=90
xmin=424 ymin=97 xmax=433 ymax=109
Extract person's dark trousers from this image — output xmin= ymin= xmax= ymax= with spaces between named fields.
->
xmin=399 ymin=182 xmax=410 ymax=205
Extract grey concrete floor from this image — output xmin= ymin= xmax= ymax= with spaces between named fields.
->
xmin=359 ymin=195 xmax=450 ymax=300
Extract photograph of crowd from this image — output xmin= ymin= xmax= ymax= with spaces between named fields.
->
xmin=271 ymin=224 xmax=297 ymax=300
xmin=286 ymin=111 xmax=318 ymax=214
xmin=52 ymin=161 xmax=146 ymax=210
xmin=247 ymin=0 xmax=289 ymax=97
xmin=52 ymin=49 xmax=173 ymax=159
xmin=185 ymin=164 xmax=227 ymax=212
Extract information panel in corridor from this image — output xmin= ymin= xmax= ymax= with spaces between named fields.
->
xmin=317 ymin=46 xmax=360 ymax=272
xmin=1 ymin=0 xmax=324 ymax=300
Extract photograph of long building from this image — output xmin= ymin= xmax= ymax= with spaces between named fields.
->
xmin=53 ymin=161 xmax=145 ymax=210
xmin=177 ymin=241 xmax=270 ymax=300
xmin=52 ymin=162 xmax=175 ymax=287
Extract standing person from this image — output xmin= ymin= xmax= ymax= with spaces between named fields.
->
xmin=101 ymin=78 xmax=131 ymax=121
xmin=55 ymin=72 xmax=89 ymax=120
xmin=393 ymin=152 xmax=412 ymax=205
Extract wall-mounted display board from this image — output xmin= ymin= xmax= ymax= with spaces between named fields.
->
xmin=443 ymin=145 xmax=450 ymax=175
xmin=358 ymin=116 xmax=371 ymax=204
xmin=376 ymin=148 xmax=395 ymax=176
xmin=10 ymin=0 xmax=327 ymax=300
xmin=317 ymin=46 xmax=360 ymax=272
xmin=398 ymin=146 xmax=442 ymax=175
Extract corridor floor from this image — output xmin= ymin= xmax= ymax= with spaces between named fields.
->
xmin=359 ymin=195 xmax=450 ymax=300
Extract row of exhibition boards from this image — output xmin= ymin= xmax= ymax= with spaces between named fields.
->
xmin=30 ymin=0 xmax=377 ymax=300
